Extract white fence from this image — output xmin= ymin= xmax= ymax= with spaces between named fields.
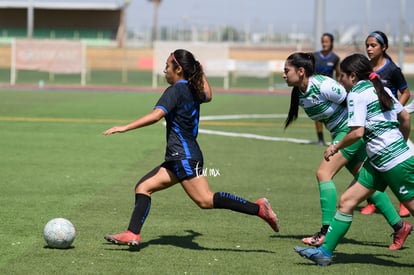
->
xmin=153 ymin=41 xmax=230 ymax=88
xmin=153 ymin=41 xmax=414 ymax=90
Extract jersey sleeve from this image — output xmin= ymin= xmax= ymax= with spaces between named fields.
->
xmin=154 ymin=86 xmax=179 ymax=114
xmin=347 ymin=92 xmax=366 ymax=127
xmin=391 ymin=66 xmax=408 ymax=91
xmin=320 ymin=78 xmax=347 ymax=105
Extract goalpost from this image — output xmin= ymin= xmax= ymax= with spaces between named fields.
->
xmin=10 ymin=39 xmax=87 ymax=85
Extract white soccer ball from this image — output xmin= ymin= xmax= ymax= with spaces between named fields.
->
xmin=43 ymin=218 xmax=76 ymax=249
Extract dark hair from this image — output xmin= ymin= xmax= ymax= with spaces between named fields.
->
xmin=171 ymin=49 xmax=204 ymax=100
xmin=284 ymin=52 xmax=315 ymax=129
xmin=322 ymin=33 xmax=334 ymax=43
xmin=366 ymin=30 xmax=392 ymax=61
xmin=340 ymin=53 xmax=393 ymax=111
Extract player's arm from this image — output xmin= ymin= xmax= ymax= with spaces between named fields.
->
xmin=102 ymin=108 xmax=165 ymax=135
xmin=398 ymin=87 xmax=411 ymax=106
xmin=392 ymin=68 xmax=410 ymax=105
xmin=203 ymin=73 xmax=212 ymax=103
xmin=398 ymin=108 xmax=411 ymax=141
xmin=324 ymin=126 xmax=364 ymax=161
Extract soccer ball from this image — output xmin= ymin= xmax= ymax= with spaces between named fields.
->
xmin=43 ymin=218 xmax=76 ymax=249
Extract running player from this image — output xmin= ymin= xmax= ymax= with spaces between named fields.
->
xmin=295 ymin=53 xmax=414 ymax=266
xmin=283 ymin=52 xmax=410 ymax=249
xmin=102 ymin=49 xmax=279 ymax=247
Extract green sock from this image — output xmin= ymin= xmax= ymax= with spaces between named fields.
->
xmin=369 ymin=191 xmax=401 ymax=227
xmin=319 ymin=180 xmax=337 ymax=226
xmin=322 ymin=211 xmax=353 ymax=252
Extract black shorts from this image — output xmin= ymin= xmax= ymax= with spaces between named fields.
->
xmin=161 ymin=159 xmax=204 ymax=181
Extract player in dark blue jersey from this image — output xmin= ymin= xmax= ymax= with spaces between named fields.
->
xmin=314 ymin=33 xmax=340 ymax=80
xmin=361 ymin=31 xmax=412 ymax=217
xmin=313 ymin=33 xmax=340 ymax=146
xmin=366 ymin=31 xmax=410 ymax=104
xmin=102 ymin=49 xmax=279 ymax=247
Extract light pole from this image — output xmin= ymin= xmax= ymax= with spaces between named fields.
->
xmin=313 ymin=0 xmax=325 ymax=51
xmin=149 ymin=0 xmax=162 ymax=46
xmin=27 ymin=0 xmax=34 ymax=38
xmin=398 ymin=0 xmax=406 ymax=69
xmin=117 ymin=0 xmax=130 ymax=48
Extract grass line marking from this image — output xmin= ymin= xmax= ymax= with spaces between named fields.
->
xmin=200 ymin=114 xmax=286 ymax=120
xmin=199 ymin=128 xmax=313 ymax=144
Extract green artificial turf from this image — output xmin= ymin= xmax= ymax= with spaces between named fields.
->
xmin=0 ymin=89 xmax=413 ymax=274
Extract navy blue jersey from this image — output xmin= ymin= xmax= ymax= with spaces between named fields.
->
xmin=155 ymin=80 xmax=204 ymax=162
xmin=375 ymin=57 xmax=408 ymax=99
xmin=314 ymin=51 xmax=340 ymax=78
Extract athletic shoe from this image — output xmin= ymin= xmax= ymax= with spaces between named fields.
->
xmin=360 ymin=202 xmax=376 ymax=215
xmin=294 ymin=246 xmax=332 ymax=266
xmin=104 ymin=230 xmax=141 ymax=246
xmin=256 ymin=198 xmax=279 ymax=232
xmin=399 ymin=203 xmax=410 ymax=217
xmin=389 ymin=221 xmax=413 ymax=250
xmin=302 ymin=231 xmax=325 ymax=247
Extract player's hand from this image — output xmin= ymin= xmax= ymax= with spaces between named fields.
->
xmin=102 ymin=126 xmax=127 ymax=135
xmin=324 ymin=144 xmax=338 ymax=161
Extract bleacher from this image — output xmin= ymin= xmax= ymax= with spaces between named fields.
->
xmin=0 ymin=0 xmax=124 ymax=46
xmin=0 ymin=28 xmax=113 ymax=39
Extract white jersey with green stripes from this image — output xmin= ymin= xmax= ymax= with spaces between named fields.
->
xmin=347 ymin=80 xmax=411 ymax=172
xmin=299 ymin=75 xmax=348 ymax=136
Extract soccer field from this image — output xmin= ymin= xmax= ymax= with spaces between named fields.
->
xmin=0 ymin=89 xmax=413 ymax=274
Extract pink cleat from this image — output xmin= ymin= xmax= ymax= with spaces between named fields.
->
xmin=389 ymin=221 xmax=413 ymax=250
xmin=104 ymin=230 xmax=141 ymax=247
xmin=256 ymin=198 xmax=279 ymax=232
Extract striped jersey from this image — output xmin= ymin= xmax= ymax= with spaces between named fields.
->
xmin=347 ymin=80 xmax=411 ymax=171
xmin=298 ymin=75 xmax=348 ymax=136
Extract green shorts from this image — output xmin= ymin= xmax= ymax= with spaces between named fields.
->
xmin=357 ymin=157 xmax=414 ymax=202
xmin=332 ymin=131 xmax=367 ymax=174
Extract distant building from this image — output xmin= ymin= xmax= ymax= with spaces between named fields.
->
xmin=0 ymin=0 xmax=127 ymax=47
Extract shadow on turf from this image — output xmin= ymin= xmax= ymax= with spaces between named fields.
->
xmin=296 ymin=252 xmax=414 ymax=267
xmin=286 ymin=234 xmax=414 ymax=267
xmin=43 ymin=245 xmax=75 ymax=250
xmin=273 ymin=235 xmax=390 ymax=249
xmin=333 ymin=252 xmax=414 ymax=267
xmin=104 ymin=229 xmax=275 ymax=253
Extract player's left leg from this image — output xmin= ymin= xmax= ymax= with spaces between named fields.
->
xmin=295 ymin=181 xmax=374 ymax=266
xmin=181 ymin=175 xmax=279 ymax=232
xmin=302 ymin=151 xmax=348 ymax=246
xmin=104 ymin=165 xmax=178 ymax=246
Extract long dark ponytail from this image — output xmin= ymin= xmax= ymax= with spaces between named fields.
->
xmin=171 ymin=49 xmax=204 ymax=100
xmin=284 ymin=52 xmax=315 ymax=129
xmin=340 ymin=53 xmax=393 ymax=111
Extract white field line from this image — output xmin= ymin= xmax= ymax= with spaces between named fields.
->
xmin=198 ymin=114 xmax=313 ymax=144
xmin=198 ymin=128 xmax=313 ymax=144
xmin=200 ymin=114 xmax=286 ymax=120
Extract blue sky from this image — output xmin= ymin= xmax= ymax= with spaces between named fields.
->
xmin=125 ymin=0 xmax=414 ymax=36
